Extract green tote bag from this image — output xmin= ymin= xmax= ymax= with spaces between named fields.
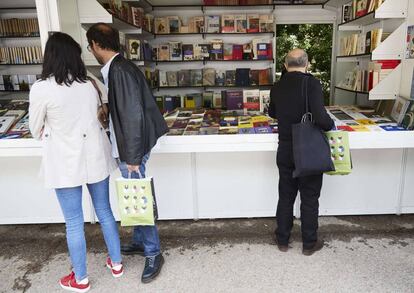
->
xmin=115 ymin=173 xmax=158 ymax=226
xmin=325 ymin=130 xmax=352 ymax=175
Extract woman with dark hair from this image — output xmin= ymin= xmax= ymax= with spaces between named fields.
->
xmin=29 ymin=32 xmax=123 ymax=292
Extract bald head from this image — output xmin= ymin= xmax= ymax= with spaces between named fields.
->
xmin=285 ymin=49 xmax=308 ymax=72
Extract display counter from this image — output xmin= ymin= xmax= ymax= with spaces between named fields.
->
xmin=1 ymin=132 xmax=414 ymax=224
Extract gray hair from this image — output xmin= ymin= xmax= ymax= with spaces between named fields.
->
xmin=285 ymin=50 xmax=308 ymax=68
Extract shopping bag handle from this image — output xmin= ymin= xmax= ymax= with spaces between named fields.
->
xmin=127 ymin=169 xmax=144 ymax=179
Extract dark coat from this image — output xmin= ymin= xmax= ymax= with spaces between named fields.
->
xmin=108 ymin=55 xmax=168 ymax=165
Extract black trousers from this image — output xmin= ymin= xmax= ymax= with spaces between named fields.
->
xmin=276 ymin=142 xmax=323 ymax=249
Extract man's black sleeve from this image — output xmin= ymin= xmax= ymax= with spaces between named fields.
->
xmin=309 ymin=79 xmax=334 ymax=131
xmin=268 ymin=86 xmax=277 ymax=119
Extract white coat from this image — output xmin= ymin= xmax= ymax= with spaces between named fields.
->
xmin=29 ymin=77 xmax=117 ymax=189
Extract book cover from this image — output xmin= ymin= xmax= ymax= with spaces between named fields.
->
xmin=193 ymin=44 xmax=204 ymax=60
xmin=17 ymin=75 xmax=29 ymax=91
xmin=219 ymin=126 xmax=239 ymax=135
xmin=247 ymin=14 xmax=259 ymax=33
xmin=225 ymin=70 xmax=236 ymax=86
xmin=210 ymin=39 xmax=223 ymax=60
xmin=131 ymin=7 xmax=144 ymax=28
xmin=213 ymin=92 xmax=222 ymax=108
xmin=239 ymin=127 xmax=255 ymax=134
xmin=168 ymin=16 xmax=180 ymax=34
xmin=190 ymin=69 xmax=203 ymax=87
xmin=234 ymin=14 xmax=247 ymax=33
xmin=243 ymin=43 xmax=253 ymax=60
xmin=169 ymin=41 xmax=182 ymax=61
xmin=222 ymin=15 xmax=235 ymax=33
xmin=198 ymin=44 xmax=210 ymax=60
xmin=257 ymin=43 xmax=270 ymax=60
xmin=159 ymin=70 xmax=168 ymax=87
xmin=259 ymin=90 xmax=271 ymax=114
xmin=203 ymin=68 xmax=216 ymax=86
xmin=166 ymin=71 xmax=178 ymax=87
xmin=232 ymin=44 xmax=243 ymax=60
xmin=391 ymin=96 xmax=411 ymax=124
xmin=223 ymin=44 xmax=233 ymax=60
xmin=194 ymin=16 xmax=205 ymax=33
xmin=206 ymin=15 xmax=220 ymax=33
xmin=202 ymin=92 xmax=214 ymax=108
xmin=259 ymin=14 xmax=273 ymax=33
xmin=158 ymin=44 xmax=170 ymax=61
xmin=355 ymin=0 xmax=368 ymax=17
xmin=0 ymin=116 xmax=15 ymax=134
xmin=200 ymin=127 xmax=219 ymax=135
xmin=215 ymin=70 xmax=226 ymax=86
xmin=254 ymin=126 xmax=272 ymax=134
xmin=235 ymin=68 xmax=250 ymax=86
xmin=259 ymin=68 xmax=271 ymax=85
xmin=250 ymin=70 xmax=260 ymax=86
xmin=178 ymin=70 xmax=191 ymax=86
xmin=406 ymin=25 xmax=414 ymax=59
xmin=243 ymin=89 xmax=260 ymax=112
xmin=182 ymin=44 xmax=194 ymax=60
xmin=225 ymin=90 xmax=243 ymax=110
xmin=155 ymin=17 xmax=168 ymax=34
xmin=365 ymin=31 xmax=371 ymax=53
xmin=127 ymin=38 xmax=141 ymax=60
xmin=342 ymin=3 xmax=352 ymax=22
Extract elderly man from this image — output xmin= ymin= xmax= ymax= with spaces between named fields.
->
xmin=269 ymin=49 xmax=334 ymax=256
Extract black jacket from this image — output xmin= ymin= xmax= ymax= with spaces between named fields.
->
xmin=269 ymin=71 xmax=334 ymax=142
xmin=108 ymin=55 xmax=168 ymax=165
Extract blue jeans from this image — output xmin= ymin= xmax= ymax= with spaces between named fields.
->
xmin=118 ymin=153 xmax=161 ymax=257
xmin=55 ymin=177 xmax=121 ymax=281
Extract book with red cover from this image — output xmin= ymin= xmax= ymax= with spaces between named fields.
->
xmin=355 ymin=0 xmax=368 ymax=18
xmin=232 ymin=44 xmax=243 ymax=60
xmin=259 ymin=68 xmax=271 ymax=85
xmin=337 ymin=125 xmax=355 ymax=131
xmin=376 ymin=60 xmax=400 ymax=69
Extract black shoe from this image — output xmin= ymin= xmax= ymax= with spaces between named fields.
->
xmin=141 ymin=254 xmax=164 ymax=283
xmin=302 ymin=240 xmax=324 ymax=256
xmin=121 ymin=243 xmax=145 ymax=256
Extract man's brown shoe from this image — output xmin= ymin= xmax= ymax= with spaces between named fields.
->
xmin=277 ymin=243 xmax=289 ymax=252
xmin=302 ymin=240 xmax=324 ymax=256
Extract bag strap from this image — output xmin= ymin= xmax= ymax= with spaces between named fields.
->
xmin=88 ymin=77 xmax=104 ymax=106
xmin=301 ymin=76 xmax=312 ymax=123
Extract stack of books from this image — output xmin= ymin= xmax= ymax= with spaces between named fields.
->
xmin=0 ymin=74 xmax=40 ymax=91
xmin=342 ymin=0 xmax=384 ymax=23
xmin=0 ymin=99 xmax=31 ymax=139
xmin=339 ymin=28 xmax=388 ymax=56
xmin=0 ymin=46 xmax=43 ymax=64
xmin=0 ymin=18 xmax=40 ymax=37
xmin=108 ymin=0 xmax=153 ymax=32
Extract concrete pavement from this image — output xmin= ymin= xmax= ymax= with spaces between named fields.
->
xmin=1 ymin=216 xmax=414 ymax=293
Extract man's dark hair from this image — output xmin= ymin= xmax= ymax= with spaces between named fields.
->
xmin=86 ymin=23 xmax=120 ymax=52
xmin=41 ymin=32 xmax=87 ymax=86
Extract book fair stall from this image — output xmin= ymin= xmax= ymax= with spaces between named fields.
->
xmin=0 ymin=0 xmax=413 ymax=224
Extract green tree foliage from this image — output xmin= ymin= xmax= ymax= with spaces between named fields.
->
xmin=276 ymin=24 xmax=333 ymax=104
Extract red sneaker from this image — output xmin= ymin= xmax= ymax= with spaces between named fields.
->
xmin=59 ymin=271 xmax=90 ymax=293
xmin=106 ymin=257 xmax=124 ymax=278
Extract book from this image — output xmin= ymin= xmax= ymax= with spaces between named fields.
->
xmin=224 ymin=90 xmax=243 ymax=110
xmin=210 ymin=39 xmax=223 ymax=60
xmin=199 ymin=44 xmax=210 ymax=60
xmin=169 ymin=41 xmax=182 ymax=61
xmin=155 ymin=17 xmax=169 ymax=34
xmin=206 ymin=15 xmax=220 ymax=33
xmin=178 ymin=70 xmax=191 ymax=86
xmin=235 ymin=68 xmax=250 ymax=86
xmin=203 ymin=92 xmax=214 ymax=108
xmin=215 ymin=70 xmax=226 ymax=86
xmin=131 ymin=7 xmax=144 ymax=28
xmin=168 ymin=16 xmax=180 ymax=34
xmin=232 ymin=44 xmax=243 ymax=60
xmin=182 ymin=44 xmax=194 ymax=60
xmin=259 ymin=90 xmax=271 ymax=114
xmin=249 ymin=70 xmax=259 ymax=86
xmin=342 ymin=3 xmax=352 ymax=22
xmin=365 ymin=31 xmax=371 ymax=53
xmin=203 ymin=68 xmax=216 ymax=86
xmin=355 ymin=0 xmax=368 ymax=17
xmin=247 ymin=14 xmax=259 ymax=33
xmin=166 ymin=71 xmax=178 ymax=87
xmin=243 ymin=89 xmax=260 ymax=112
xmin=189 ymin=16 xmax=204 ymax=33
xmin=371 ymin=28 xmax=383 ymax=52
xmin=222 ymin=15 xmax=235 ymax=33
xmin=391 ymin=96 xmax=411 ymax=124
xmin=158 ymin=44 xmax=170 ymax=61
xmin=127 ymin=38 xmax=141 ymax=60
xmin=223 ymin=44 xmax=233 ymax=60
xmin=159 ymin=70 xmax=168 ymax=87
xmin=225 ymin=70 xmax=236 ymax=86
xmin=259 ymin=68 xmax=271 ymax=85
xmin=191 ymin=69 xmax=203 ymax=87
xmin=193 ymin=44 xmax=204 ymax=60
xmin=0 ymin=116 xmax=15 ymax=135
xmin=243 ymin=43 xmax=253 ymax=60
xmin=259 ymin=14 xmax=273 ymax=33
xmin=234 ymin=14 xmax=247 ymax=33
xmin=213 ymin=92 xmax=222 ymax=108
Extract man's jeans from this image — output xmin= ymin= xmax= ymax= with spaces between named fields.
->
xmin=55 ymin=177 xmax=122 ymax=281
xmin=118 ymin=153 xmax=161 ymax=257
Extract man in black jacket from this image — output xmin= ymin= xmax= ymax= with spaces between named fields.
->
xmin=269 ymin=49 xmax=334 ymax=256
xmin=86 ymin=23 xmax=168 ymax=282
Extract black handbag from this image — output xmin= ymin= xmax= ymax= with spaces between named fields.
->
xmin=291 ymin=77 xmax=334 ymax=178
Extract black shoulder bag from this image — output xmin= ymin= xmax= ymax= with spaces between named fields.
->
xmin=291 ymin=77 xmax=334 ymax=178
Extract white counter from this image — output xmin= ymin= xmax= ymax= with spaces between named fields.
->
xmin=0 ymin=132 xmax=413 ymax=224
